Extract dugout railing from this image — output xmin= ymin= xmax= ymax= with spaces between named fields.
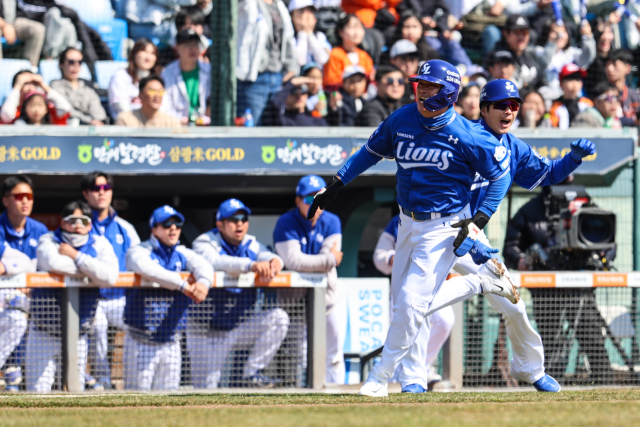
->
xmin=0 ymin=271 xmax=326 ymax=392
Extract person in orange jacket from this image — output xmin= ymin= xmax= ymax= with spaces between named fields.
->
xmin=341 ymin=0 xmax=402 ymax=29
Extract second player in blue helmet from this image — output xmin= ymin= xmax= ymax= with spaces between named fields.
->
xmin=409 ymin=59 xmax=461 ymax=112
xmin=306 ymin=59 xmax=523 ymax=397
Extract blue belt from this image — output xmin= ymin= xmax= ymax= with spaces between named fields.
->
xmin=400 ymin=207 xmax=442 ymax=221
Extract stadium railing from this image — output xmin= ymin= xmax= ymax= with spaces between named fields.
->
xmin=0 ymin=271 xmax=327 ymax=392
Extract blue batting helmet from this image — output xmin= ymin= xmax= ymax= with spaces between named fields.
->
xmin=408 ymin=59 xmax=461 ymax=112
xmin=480 ymin=79 xmax=524 ymax=104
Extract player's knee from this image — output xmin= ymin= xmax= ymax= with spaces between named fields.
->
xmin=271 ymin=308 xmax=290 ymax=328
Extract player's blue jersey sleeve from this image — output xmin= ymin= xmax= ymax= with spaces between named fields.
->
xmin=273 ymin=216 xmax=299 ymax=244
xmin=325 ymin=213 xmax=342 ymax=236
xmin=364 ymin=118 xmax=394 ymax=159
xmin=512 ymin=137 xmax=552 ymax=191
xmin=459 ymin=125 xmax=510 ymax=181
xmin=384 ymin=215 xmax=399 ymax=241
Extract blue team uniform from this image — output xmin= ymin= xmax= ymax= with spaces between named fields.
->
xmin=384 ymin=215 xmax=399 ymax=241
xmin=0 ymin=212 xmax=48 ymax=259
xmin=338 ymin=105 xmax=510 ymax=216
xmin=273 ymin=209 xmax=342 ymax=255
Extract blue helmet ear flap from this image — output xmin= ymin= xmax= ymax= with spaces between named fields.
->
xmin=423 ymin=87 xmax=457 ymax=112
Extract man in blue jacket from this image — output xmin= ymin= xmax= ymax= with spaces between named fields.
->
xmin=190 ymin=198 xmax=289 ymax=388
xmin=81 ymin=171 xmax=140 ymax=390
xmin=0 ymin=175 xmax=48 ymax=391
xmin=124 ymin=206 xmax=212 ymax=391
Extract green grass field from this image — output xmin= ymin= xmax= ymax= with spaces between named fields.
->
xmin=0 ymin=390 xmax=639 ymax=427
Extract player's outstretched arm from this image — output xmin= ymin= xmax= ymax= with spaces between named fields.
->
xmin=544 ymin=138 xmax=596 ymax=185
xmin=306 ymin=147 xmax=382 ymax=219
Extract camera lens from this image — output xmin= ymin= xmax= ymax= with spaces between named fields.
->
xmin=579 ymin=214 xmax=614 ymax=244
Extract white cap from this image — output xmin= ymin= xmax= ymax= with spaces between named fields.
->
xmin=342 ymin=65 xmax=366 ymax=80
xmin=288 ymin=0 xmax=316 ymax=12
xmin=390 ymin=40 xmax=418 ymax=59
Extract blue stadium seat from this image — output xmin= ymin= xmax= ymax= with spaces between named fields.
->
xmin=39 ymin=59 xmax=93 ymax=85
xmin=0 ymin=59 xmax=32 ymax=104
xmin=88 ymin=19 xmax=129 ymax=61
xmin=95 ymin=60 xmax=128 ymax=90
xmin=58 ymin=0 xmax=114 ymax=26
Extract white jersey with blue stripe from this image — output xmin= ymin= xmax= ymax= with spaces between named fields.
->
xmin=365 ymin=104 xmax=509 ymax=213
xmin=469 ymin=120 xmax=552 ymax=216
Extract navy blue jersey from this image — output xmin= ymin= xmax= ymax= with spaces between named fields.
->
xmin=0 ymin=212 xmax=48 ymax=260
xmin=365 ymin=105 xmax=509 ymax=213
xmin=273 ymin=209 xmax=342 ymax=254
xmin=470 ymin=119 xmax=552 ymax=216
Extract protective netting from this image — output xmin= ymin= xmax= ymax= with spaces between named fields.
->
xmin=463 ymin=287 xmax=640 ymax=387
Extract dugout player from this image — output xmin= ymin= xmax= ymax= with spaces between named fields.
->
xmin=309 ymin=60 xmax=521 ymax=397
xmin=81 ymin=172 xmax=140 ymax=390
xmin=414 ymin=79 xmax=596 ymax=393
xmin=273 ymin=175 xmax=346 ymax=384
xmin=0 ymin=175 xmax=48 ymax=391
xmin=28 ymin=201 xmax=119 ymax=392
xmin=190 ymin=198 xmax=289 ymax=388
xmin=124 ymin=206 xmax=212 ymax=391
xmin=373 ymin=215 xmax=455 ymax=391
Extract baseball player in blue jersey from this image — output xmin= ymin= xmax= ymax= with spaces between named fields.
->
xmin=29 ymin=200 xmax=119 ymax=392
xmin=124 ymin=206 xmax=212 ymax=390
xmin=309 ymin=59 xmax=524 ymax=396
xmin=0 ymin=175 xmax=48 ymax=391
xmin=421 ymin=79 xmax=596 ymax=392
xmin=81 ymin=172 xmax=140 ymax=390
xmin=373 ymin=214 xmax=455 ymax=390
xmin=273 ymin=175 xmax=345 ymax=384
xmin=190 ymin=198 xmax=289 ymax=388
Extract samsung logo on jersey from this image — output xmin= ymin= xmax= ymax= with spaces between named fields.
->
xmin=396 ymin=132 xmax=414 ymax=139
xmin=396 ymin=141 xmax=452 ymax=170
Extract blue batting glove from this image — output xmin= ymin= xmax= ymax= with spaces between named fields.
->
xmin=569 ymin=138 xmax=596 ymax=162
xmin=469 ymin=241 xmax=500 ymax=265
xmin=454 ymin=237 xmax=476 ymax=257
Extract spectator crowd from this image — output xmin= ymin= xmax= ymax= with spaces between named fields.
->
xmin=0 ymin=172 xmax=343 ymax=391
xmin=0 ymin=0 xmax=638 ymax=129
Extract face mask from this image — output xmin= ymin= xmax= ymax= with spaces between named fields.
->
xmin=136 ymin=69 xmax=150 ymax=80
xmin=61 ymin=231 xmax=89 ymax=248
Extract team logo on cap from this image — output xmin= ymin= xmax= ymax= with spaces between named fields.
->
xmin=309 ymin=176 xmax=321 ymax=188
xmin=229 ymin=199 xmax=242 ymax=209
xmin=163 ymin=206 xmax=176 ymax=214
xmin=516 ymin=17 xmax=526 ymax=26
xmin=505 ymin=82 xmax=516 ymax=94
xmin=494 ymin=146 xmax=508 ymax=162
xmin=420 ymin=64 xmax=431 ymax=75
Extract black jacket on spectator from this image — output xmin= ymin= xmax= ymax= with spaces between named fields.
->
xmin=494 ymin=38 xmax=549 ymax=88
xmin=503 ymin=193 xmax=551 ymax=270
xmin=327 ymin=89 xmax=365 ymax=126
xmin=356 ymin=96 xmax=403 ymax=127
xmin=263 ymin=82 xmax=329 ymax=127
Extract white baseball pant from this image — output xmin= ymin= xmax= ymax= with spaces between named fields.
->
xmin=91 ymin=296 xmax=127 ymax=385
xmin=326 ymin=287 xmax=347 ymax=384
xmin=123 ymin=332 xmax=181 ymax=391
xmin=368 ymin=208 xmax=505 ymax=385
xmin=187 ymin=308 xmax=290 ymax=389
xmin=25 ymin=324 xmax=88 ymax=392
xmin=0 ymin=309 xmax=28 ymax=368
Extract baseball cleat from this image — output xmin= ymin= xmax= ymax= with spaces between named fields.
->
xmin=533 ymin=374 xmax=561 ymax=392
xmin=401 ymin=383 xmax=426 ymax=393
xmin=359 ymin=377 xmax=388 ymax=397
xmin=483 ymin=259 xmax=520 ymax=304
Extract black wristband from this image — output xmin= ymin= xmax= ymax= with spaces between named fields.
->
xmin=472 ymin=211 xmax=490 ymax=230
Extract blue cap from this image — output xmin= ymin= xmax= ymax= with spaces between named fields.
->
xmin=216 ymin=198 xmax=252 ymax=221
xmin=480 ymin=79 xmax=523 ymax=104
xmin=301 ymin=61 xmax=321 ymax=76
xmin=296 ymin=175 xmax=326 ymax=196
xmin=149 ymin=205 xmax=185 ymax=228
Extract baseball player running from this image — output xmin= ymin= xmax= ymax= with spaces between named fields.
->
xmin=373 ymin=214 xmax=455 ymax=391
xmin=309 ymin=59 xmax=519 ymax=397
xmin=417 ymin=79 xmax=596 ymax=392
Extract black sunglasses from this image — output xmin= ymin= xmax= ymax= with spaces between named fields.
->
xmin=160 ymin=220 xmax=184 ymax=229
xmin=66 ymin=59 xmax=83 ymax=65
xmin=385 ymin=77 xmax=405 ymax=85
xmin=491 ymin=100 xmax=520 ymax=112
xmin=226 ymin=214 xmax=248 ymax=224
